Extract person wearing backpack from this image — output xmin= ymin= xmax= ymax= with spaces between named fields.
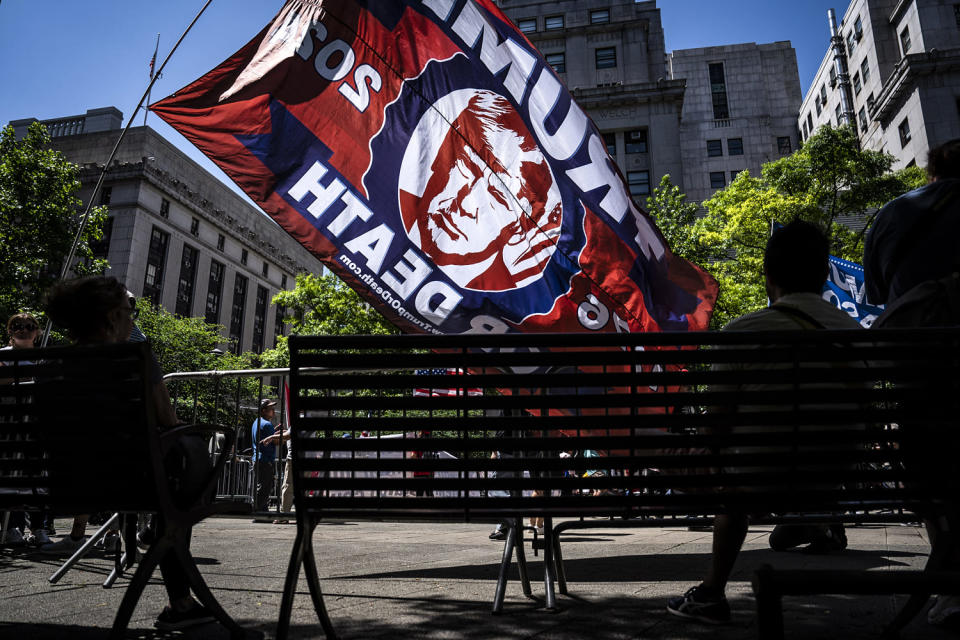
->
xmin=865 ymin=139 xmax=960 ymax=322
xmin=864 ymin=139 xmax=960 ymax=628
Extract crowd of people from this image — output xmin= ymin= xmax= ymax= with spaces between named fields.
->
xmin=1 ymin=139 xmax=957 ymax=632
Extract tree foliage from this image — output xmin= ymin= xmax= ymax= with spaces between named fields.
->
xmin=134 ymin=298 xmax=257 ymax=426
xmin=0 ymin=123 xmax=108 ymax=321
xmin=692 ymin=125 xmax=925 ymax=328
xmin=259 ymin=272 xmax=396 ymax=368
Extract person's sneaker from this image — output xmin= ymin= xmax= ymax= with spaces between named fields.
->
xmin=2 ymin=528 xmax=25 ymax=547
xmin=26 ymin=529 xmax=51 ymax=547
xmin=154 ymin=604 xmax=216 ymax=631
xmin=40 ymin=535 xmax=85 ymax=556
xmin=489 ymin=528 xmax=506 ymax=541
xmin=667 ymin=584 xmax=731 ymax=624
xmin=929 ymin=595 xmax=960 ymax=625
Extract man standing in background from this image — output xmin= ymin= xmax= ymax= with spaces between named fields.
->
xmin=251 ymin=399 xmax=280 ymax=512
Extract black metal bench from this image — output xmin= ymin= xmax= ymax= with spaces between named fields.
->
xmin=281 ymin=329 xmax=960 ymax=639
xmin=0 ymin=342 xmax=248 ymax=639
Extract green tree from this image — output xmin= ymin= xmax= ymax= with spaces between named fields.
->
xmin=0 ymin=122 xmax=108 ymax=321
xmin=645 ymin=174 xmax=710 ymax=265
xmin=134 ymin=299 xmax=256 ymax=426
xmin=259 ymin=272 xmax=396 ymax=368
xmin=695 ymin=125 xmax=925 ymax=328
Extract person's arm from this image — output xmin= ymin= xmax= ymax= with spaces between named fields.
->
xmin=261 ymin=427 xmax=291 ymax=446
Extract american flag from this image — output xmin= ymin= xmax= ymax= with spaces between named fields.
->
xmin=413 ymin=369 xmax=482 ymax=397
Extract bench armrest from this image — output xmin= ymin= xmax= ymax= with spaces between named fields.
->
xmin=159 ymin=424 xmax=237 ymax=508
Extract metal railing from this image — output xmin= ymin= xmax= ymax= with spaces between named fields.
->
xmin=163 ymin=366 xmax=292 ymax=511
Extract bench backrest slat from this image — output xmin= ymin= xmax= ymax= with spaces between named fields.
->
xmin=0 ymin=342 xmax=163 ymax=514
xmin=287 ymin=330 xmax=960 ymax=521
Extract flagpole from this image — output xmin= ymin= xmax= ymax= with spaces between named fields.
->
xmin=145 ymin=33 xmax=160 ymax=127
xmin=43 ymin=0 xmax=215 ymax=347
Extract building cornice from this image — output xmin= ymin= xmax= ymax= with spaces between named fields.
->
xmin=872 ymin=48 xmax=960 ymax=124
xmin=571 ymin=78 xmax=685 ymax=109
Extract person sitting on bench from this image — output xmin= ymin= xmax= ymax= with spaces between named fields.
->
xmin=666 ymin=221 xmax=863 ymax=625
xmin=43 ymin=276 xmax=216 ymax=631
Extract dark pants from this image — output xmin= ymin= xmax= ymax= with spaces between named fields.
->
xmin=253 ymin=460 xmax=274 ymax=511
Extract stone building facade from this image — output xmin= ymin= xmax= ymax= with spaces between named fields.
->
xmin=10 ymin=107 xmax=321 ymax=354
xmin=669 ymin=43 xmax=801 ymax=203
xmin=799 ymin=0 xmax=960 ymax=169
xmin=496 ymin=0 xmax=802 ymax=206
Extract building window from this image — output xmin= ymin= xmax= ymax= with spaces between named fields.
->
xmin=252 ymin=285 xmax=268 ymax=354
xmin=709 ymin=171 xmax=726 ymax=189
xmin=709 ymin=62 xmax=729 ymax=120
xmin=217 ymin=234 xmax=225 ymax=251
xmin=274 ymin=305 xmax=286 ymax=347
xmin=229 ymin=273 xmax=248 ymax=354
xmin=835 ymin=103 xmax=842 ymax=122
xmin=546 ymin=52 xmax=565 ymax=73
xmin=829 ymin=66 xmax=838 ymax=87
xmin=595 ymin=47 xmax=616 ymax=69
xmin=205 ymin=261 xmax=224 ymax=325
xmin=625 ymin=129 xmax=647 ymax=154
xmin=853 ymin=71 xmax=862 ymax=95
xmin=816 ymin=99 xmax=822 ymax=116
xmin=90 ymin=217 xmax=114 ymax=259
xmin=544 ymin=15 xmax=564 ymax=30
xmin=143 ymin=226 xmax=169 ymax=305
xmin=802 ymin=121 xmax=809 ymax=140
xmin=777 ymin=136 xmax=792 ymax=155
xmin=281 ymin=273 xmax=288 ymax=290
xmin=176 ymin=244 xmax=199 ymax=317
xmin=858 ymin=107 xmax=868 ymax=133
xmin=190 ymin=217 xmax=200 ymax=236
xmin=241 ymin=248 xmax=248 ymax=266
xmin=866 ymin=92 xmax=876 ymax=113
xmin=262 ymin=261 xmax=269 ymax=277
xmin=159 ymin=198 xmax=170 ymax=219
xmin=517 ymin=18 xmax=536 ymax=33
xmin=590 ymin=9 xmax=610 ymax=24
xmin=854 ymin=15 xmax=863 ymax=38
xmin=846 ymin=31 xmax=857 ymax=55
xmin=727 ymin=138 xmax=744 ymax=156
xmin=706 ymin=139 xmax=723 ymax=157
xmin=860 ymin=58 xmax=871 ymax=84
xmin=900 ymin=26 xmax=911 ymax=54
xmin=627 ymin=171 xmax=650 ymax=197
xmin=730 ymin=170 xmax=745 ymax=182
xmin=99 ymin=186 xmax=112 ymax=206
xmin=603 ymin=132 xmax=617 ymax=156
xmin=899 ymin=117 xmax=911 ymax=146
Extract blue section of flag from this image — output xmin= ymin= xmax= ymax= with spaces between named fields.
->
xmin=824 ymin=255 xmax=885 ymax=328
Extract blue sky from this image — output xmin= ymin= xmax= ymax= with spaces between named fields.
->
xmin=0 ymin=0 xmax=847 ymax=196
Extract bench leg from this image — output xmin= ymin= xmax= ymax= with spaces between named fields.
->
xmin=542 ymin=517 xmax=558 ymax=611
xmin=513 ymin=518 xmax=532 ymax=597
xmin=752 ymin=564 xmax=784 ymax=640
xmin=278 ymin=518 xmax=337 ymax=639
xmin=108 ymin=536 xmax=168 ymax=640
xmin=172 ymin=532 xmax=245 ymax=638
xmin=49 ymin=512 xmax=120 ymax=584
xmin=552 ymin=524 xmax=567 ymax=595
xmin=302 ymin=525 xmax=338 ymax=638
xmin=493 ymin=521 xmax=517 ymax=613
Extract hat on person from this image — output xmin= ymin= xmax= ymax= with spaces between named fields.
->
xmin=260 ymin=399 xmax=277 ymax=411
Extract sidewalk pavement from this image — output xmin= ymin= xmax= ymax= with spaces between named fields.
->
xmin=0 ymin=516 xmax=956 ymax=639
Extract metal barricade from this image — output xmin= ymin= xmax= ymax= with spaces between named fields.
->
xmin=163 ymin=367 xmax=291 ymax=512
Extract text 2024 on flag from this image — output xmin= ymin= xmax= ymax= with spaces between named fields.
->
xmin=151 ymin=0 xmax=717 ymax=335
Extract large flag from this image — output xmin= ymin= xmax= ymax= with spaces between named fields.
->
xmin=151 ymin=0 xmax=717 ymax=336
